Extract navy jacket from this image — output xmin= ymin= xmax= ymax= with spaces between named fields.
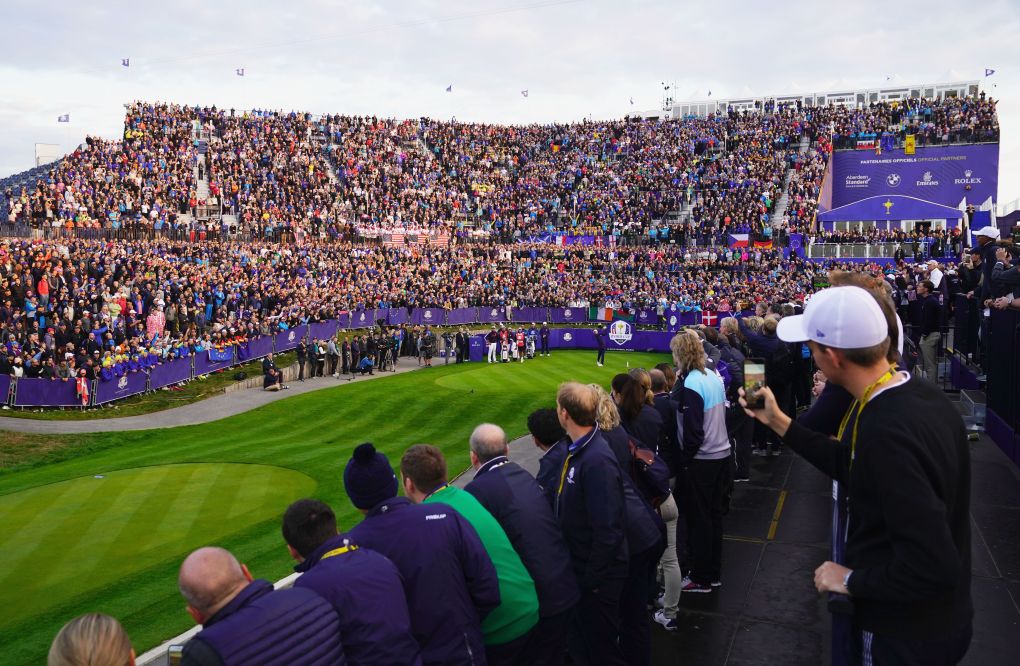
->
xmin=294 ymin=534 xmax=422 ymax=666
xmin=465 ymin=457 xmax=581 ymax=617
xmin=601 ymin=426 xmax=668 ymax=555
xmin=348 ymin=497 xmax=500 ymax=666
xmin=549 ymin=428 xmax=629 ymax=590
xmin=621 ymin=403 xmax=664 ymax=453
xmin=652 ymin=392 xmax=681 ymax=473
xmin=182 ymin=580 xmax=344 ymax=666
xmin=737 ymin=318 xmax=781 ymax=358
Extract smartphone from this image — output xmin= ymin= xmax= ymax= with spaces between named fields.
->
xmin=744 ymin=358 xmax=766 ymax=410
xmin=168 ymin=645 xmax=184 ymax=666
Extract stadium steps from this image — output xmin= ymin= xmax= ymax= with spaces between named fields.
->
xmin=770 ymin=135 xmax=812 ymax=228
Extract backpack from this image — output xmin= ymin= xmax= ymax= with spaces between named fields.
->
xmin=627 ymin=439 xmax=672 ymax=509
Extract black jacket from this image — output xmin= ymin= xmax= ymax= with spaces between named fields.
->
xmin=783 ymin=375 xmax=971 ymax=639
xmin=465 ymin=457 xmax=581 ymax=617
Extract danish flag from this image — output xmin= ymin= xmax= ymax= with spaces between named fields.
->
xmin=701 ymin=310 xmax=718 ymax=327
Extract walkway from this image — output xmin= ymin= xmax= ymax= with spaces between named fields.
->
xmin=0 ymin=362 xmax=427 ymax=435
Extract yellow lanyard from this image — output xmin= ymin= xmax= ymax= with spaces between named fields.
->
xmin=320 ymin=543 xmax=358 ymax=561
xmin=837 ymin=367 xmax=897 ymax=468
xmin=556 ymin=452 xmax=576 ymax=497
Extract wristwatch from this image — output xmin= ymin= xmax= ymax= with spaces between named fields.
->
xmin=842 ymin=570 xmax=853 ymax=595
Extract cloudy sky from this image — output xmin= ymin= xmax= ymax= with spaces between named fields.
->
xmin=2 ymin=0 xmax=1017 ymax=204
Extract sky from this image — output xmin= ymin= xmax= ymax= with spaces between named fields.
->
xmin=2 ymin=0 xmax=1017 ymax=206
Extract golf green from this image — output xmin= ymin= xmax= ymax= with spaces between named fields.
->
xmin=0 ymin=350 xmax=669 ymax=664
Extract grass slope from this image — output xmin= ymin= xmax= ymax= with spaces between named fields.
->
xmin=0 ymin=350 xmax=668 ymax=665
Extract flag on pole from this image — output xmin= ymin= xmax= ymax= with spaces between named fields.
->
xmin=629 ymin=97 xmax=634 ymax=105
xmin=121 ymin=58 xmax=130 ymax=67
xmin=520 ymin=90 xmax=528 ymax=98
xmin=445 ymin=84 xmax=452 ymax=92
xmin=701 ymin=310 xmax=718 ymax=327
xmin=235 ymin=68 xmax=245 ymax=77
xmin=985 ymin=68 xmax=995 ymax=77
xmin=57 ymin=114 xmax=69 ymax=123
xmin=707 ymin=90 xmax=712 ymax=97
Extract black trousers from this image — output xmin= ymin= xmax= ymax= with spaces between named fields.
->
xmin=296 ymin=356 xmax=306 ymax=380
xmin=522 ymin=606 xmax=574 ymax=666
xmin=568 ymin=578 xmax=627 ymax=666
xmin=486 ymin=629 xmax=532 ymax=666
xmin=852 ymin=621 xmax=971 ymax=666
xmin=620 ymin=543 xmax=663 ymax=666
xmin=683 ymin=457 xmax=731 ymax=585
xmin=541 ymin=338 xmax=550 ymax=354
xmin=597 ymin=348 xmax=606 ymax=364
xmin=727 ymin=411 xmax=753 ymax=477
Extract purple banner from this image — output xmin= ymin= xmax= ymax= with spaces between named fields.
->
xmin=309 ymin=320 xmax=339 ymax=341
xmin=635 ymin=308 xmax=658 ymax=326
xmin=273 ymin=325 xmax=307 ymax=352
xmin=548 ymin=307 xmax=586 ymax=324
xmin=349 ymin=310 xmax=374 ymax=328
xmin=829 ymin=143 xmax=999 ymax=210
xmin=512 ymin=307 xmax=547 ymax=323
xmin=0 ymin=374 xmax=10 ymax=404
xmin=95 ymin=371 xmax=148 ymax=405
xmin=545 ymin=326 xmax=676 ymax=352
xmin=150 ymin=356 xmax=193 ymax=389
xmin=14 ymin=377 xmax=82 ymax=407
xmin=194 ymin=349 xmax=236 ymax=376
xmin=239 ymin=336 xmax=274 ymax=362
xmin=387 ymin=308 xmax=409 ymax=326
xmin=336 ymin=312 xmax=351 ymax=329
xmin=413 ymin=308 xmax=445 ymax=326
xmin=480 ymin=306 xmax=509 ymax=323
xmin=447 ymin=307 xmax=478 ymax=326
xmin=468 ymin=335 xmax=487 ymax=362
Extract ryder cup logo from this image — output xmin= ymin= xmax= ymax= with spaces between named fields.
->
xmin=287 ymin=331 xmax=296 ymax=342
xmin=563 ymin=332 xmax=573 ymax=342
xmin=490 ymin=309 xmax=499 ymax=317
xmin=117 ymin=376 xmax=128 ymax=390
xmin=564 ymin=309 xmax=573 ymax=319
xmin=639 ymin=311 xmax=649 ymax=321
xmin=669 ymin=315 xmax=678 ymax=327
xmin=424 ymin=310 xmax=433 ymax=320
xmin=359 ymin=313 xmax=366 ymax=322
xmin=608 ymin=321 xmax=632 ymax=346
xmin=886 ymin=173 xmax=901 ymax=188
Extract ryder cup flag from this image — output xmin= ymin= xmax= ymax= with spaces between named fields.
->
xmin=57 ymin=114 xmax=69 ymax=123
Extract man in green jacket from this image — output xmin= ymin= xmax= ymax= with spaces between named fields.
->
xmin=401 ymin=444 xmax=539 ymax=665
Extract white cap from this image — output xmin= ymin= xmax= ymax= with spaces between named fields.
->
xmin=974 ymin=225 xmax=1000 ymax=240
xmin=777 ymin=286 xmax=887 ymax=349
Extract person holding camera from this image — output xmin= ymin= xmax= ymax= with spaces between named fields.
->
xmin=740 ymin=286 xmax=972 ymax=665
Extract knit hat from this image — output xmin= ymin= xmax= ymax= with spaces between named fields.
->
xmin=344 ymin=443 xmax=398 ymax=510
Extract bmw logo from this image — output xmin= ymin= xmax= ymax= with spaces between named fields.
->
xmin=886 ymin=173 xmax=901 ymax=188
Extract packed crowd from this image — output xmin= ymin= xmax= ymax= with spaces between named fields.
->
xmin=4 ymin=94 xmax=998 ymax=243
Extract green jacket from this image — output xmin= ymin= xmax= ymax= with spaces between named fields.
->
xmin=424 ymin=485 xmax=539 ymax=645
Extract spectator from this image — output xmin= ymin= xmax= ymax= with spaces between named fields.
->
xmin=551 ymin=382 xmax=629 ymax=665
xmin=916 ymin=280 xmax=943 ymax=382
xmin=281 ymin=499 xmax=422 ymax=666
xmin=610 ymin=372 xmax=663 ymax=452
xmin=712 ymin=321 xmax=752 ymax=481
xmin=527 ymin=407 xmax=568 ymax=501
xmin=48 ymin=613 xmax=134 ymax=666
xmin=670 ymin=330 xmax=731 ymax=593
xmin=176 ymin=546 xmax=344 ymax=666
xmin=746 ymin=286 xmax=972 ymax=664
xmin=343 ymin=443 xmax=500 ymax=666
xmin=400 ymin=444 xmax=540 ymax=665
xmin=463 ymin=423 xmax=580 ymax=666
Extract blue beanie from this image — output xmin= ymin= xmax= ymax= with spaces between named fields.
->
xmin=344 ymin=443 xmax=398 ymax=510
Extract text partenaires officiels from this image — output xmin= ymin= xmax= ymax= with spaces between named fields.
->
xmin=741 ymin=286 xmax=972 ymax=665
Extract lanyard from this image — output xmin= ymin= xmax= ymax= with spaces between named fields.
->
xmin=836 ymin=367 xmax=896 ymax=469
xmin=320 ymin=543 xmax=358 ymax=561
xmin=424 ymin=484 xmax=452 ymax=501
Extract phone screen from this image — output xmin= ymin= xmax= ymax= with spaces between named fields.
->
xmin=168 ymin=645 xmax=184 ymax=666
xmin=744 ymin=360 xmax=766 ymax=409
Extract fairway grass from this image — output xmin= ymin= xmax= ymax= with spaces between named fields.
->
xmin=0 ymin=350 xmax=668 ymax=664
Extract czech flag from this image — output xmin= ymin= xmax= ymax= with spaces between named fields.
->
xmin=728 ymin=233 xmax=749 ymax=248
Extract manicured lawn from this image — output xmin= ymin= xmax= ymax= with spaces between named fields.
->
xmin=0 ymin=350 xmax=668 ymax=665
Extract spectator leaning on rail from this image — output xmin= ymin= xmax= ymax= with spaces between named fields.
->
xmin=48 ymin=613 xmax=134 ymax=666
xmin=343 ymin=443 xmax=500 ymax=666
xmin=176 ymin=546 xmax=345 ymax=666
xmin=463 ymin=423 xmax=580 ymax=666
xmin=741 ymin=286 xmax=972 ymax=665
xmin=281 ymin=498 xmax=422 ymax=666
xmin=401 ymin=444 xmax=540 ymax=666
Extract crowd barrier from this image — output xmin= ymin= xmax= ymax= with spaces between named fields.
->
xmin=985 ymin=308 xmax=1020 ymax=464
xmin=2 ymin=306 xmax=733 ymax=408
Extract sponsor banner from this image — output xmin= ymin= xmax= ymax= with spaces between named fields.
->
xmin=665 ymin=307 xmax=702 ymax=331
xmin=273 ymin=325 xmax=307 ymax=353
xmin=413 ymin=308 xmax=446 ymax=326
xmin=0 ymin=374 xmax=10 ymax=404
xmin=13 ymin=377 xmax=81 ymax=407
xmin=469 ymin=335 xmax=487 ymax=362
xmin=194 ymin=349 xmax=236 ymax=376
xmin=480 ymin=306 xmax=508 ymax=323
xmin=387 ymin=308 xmax=409 ymax=326
xmin=512 ymin=307 xmax=547 ymax=323
xmin=349 ymin=310 xmax=375 ymax=328
xmin=239 ymin=336 xmax=274 ymax=362
xmin=548 ymin=307 xmax=586 ymax=324
xmin=447 ymin=307 xmax=478 ymax=326
xmin=336 ymin=312 xmax=351 ymax=329
xmin=635 ymin=308 xmax=658 ymax=326
xmin=547 ymin=327 xmax=675 ymax=352
xmin=150 ymin=356 xmax=194 ymax=389
xmin=95 ymin=371 xmax=148 ymax=405
xmin=309 ymin=320 xmax=339 ymax=341
xmin=831 ymin=143 xmax=999 ymax=209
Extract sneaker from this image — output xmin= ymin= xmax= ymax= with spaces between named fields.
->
xmin=597 ymin=362 xmax=604 ymax=367
xmin=710 ymin=581 xmax=723 ymax=588
xmin=734 ymin=475 xmax=750 ymax=483
xmin=681 ymin=577 xmax=712 ymax=593
xmin=653 ymin=610 xmax=679 ymax=632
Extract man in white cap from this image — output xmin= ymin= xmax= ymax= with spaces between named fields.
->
xmin=973 ymin=225 xmax=1001 ymax=306
xmin=739 ymin=286 xmax=972 ymax=665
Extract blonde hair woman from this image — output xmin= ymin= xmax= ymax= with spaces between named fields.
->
xmin=49 ymin=614 xmax=134 ymax=666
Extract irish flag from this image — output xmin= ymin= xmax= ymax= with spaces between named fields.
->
xmin=589 ymin=307 xmax=634 ymax=322
xmin=728 ymin=233 xmax=749 ymax=248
